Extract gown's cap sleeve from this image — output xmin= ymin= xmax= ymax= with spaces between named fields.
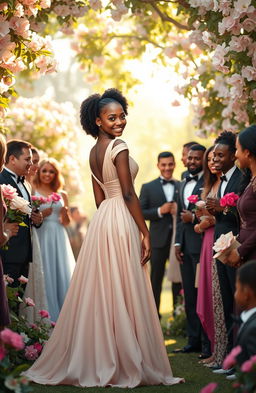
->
xmin=111 ymin=142 xmax=128 ymax=162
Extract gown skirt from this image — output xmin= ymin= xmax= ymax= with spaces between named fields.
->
xmin=24 ymin=140 xmax=183 ymax=387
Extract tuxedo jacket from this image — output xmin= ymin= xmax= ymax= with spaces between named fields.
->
xmin=235 ymin=311 xmax=256 ymax=366
xmin=215 ymin=167 xmax=242 ymax=240
xmin=139 ymin=178 xmax=180 ymax=248
xmin=0 ymin=169 xmax=32 ymax=265
xmin=175 ymin=176 xmax=204 ymax=255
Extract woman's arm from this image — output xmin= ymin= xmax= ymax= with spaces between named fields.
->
xmin=92 ymin=176 xmax=105 ymax=208
xmin=115 ymin=149 xmax=151 ymax=265
xmin=60 ymin=191 xmax=71 ymax=226
xmin=0 ymin=188 xmax=8 ymax=246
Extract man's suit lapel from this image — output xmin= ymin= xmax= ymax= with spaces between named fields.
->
xmin=236 ymin=311 xmax=256 ymax=341
xmin=223 ymin=167 xmax=240 ymax=195
xmin=179 ymin=180 xmax=186 ymax=210
xmin=156 ymin=177 xmax=168 ymax=203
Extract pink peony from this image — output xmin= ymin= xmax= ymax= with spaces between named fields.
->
xmin=241 ymin=359 xmax=254 ymax=372
xmin=0 ymin=345 xmax=6 ymax=361
xmin=223 ymin=345 xmax=242 ymax=369
xmin=24 ymin=297 xmax=35 ymax=307
xmin=0 ymin=328 xmax=24 ymax=350
xmin=33 ymin=342 xmax=43 ymax=354
xmin=18 ymin=275 xmax=28 ymax=284
xmin=187 ymin=194 xmax=199 ymax=204
xmin=200 ymin=382 xmax=218 ymax=393
xmin=24 ymin=345 xmax=39 ymax=361
xmin=38 ymin=309 xmax=50 ymax=319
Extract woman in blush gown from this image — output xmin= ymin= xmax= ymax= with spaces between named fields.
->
xmin=194 ymin=147 xmax=228 ymax=367
xmin=33 ymin=158 xmax=75 ymax=322
xmin=24 ymin=88 xmax=183 ymax=388
xmin=227 ymin=124 xmax=256 ymax=266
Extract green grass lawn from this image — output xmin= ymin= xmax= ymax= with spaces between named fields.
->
xmin=31 ymin=282 xmax=233 ymax=393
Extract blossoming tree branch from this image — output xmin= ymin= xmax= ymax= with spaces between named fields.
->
xmin=1 ymin=0 xmax=256 ymax=136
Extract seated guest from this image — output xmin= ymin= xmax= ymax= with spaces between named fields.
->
xmin=227 ymin=125 xmax=256 ymax=266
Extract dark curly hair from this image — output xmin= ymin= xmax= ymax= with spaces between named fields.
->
xmin=80 ymin=88 xmax=128 ymax=138
xmin=214 ymin=131 xmax=237 ymax=153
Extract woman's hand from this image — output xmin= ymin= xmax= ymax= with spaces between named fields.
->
xmin=42 ymin=207 xmax=53 ymax=218
xmin=141 ymin=234 xmax=151 ymax=266
xmin=60 ymin=206 xmax=70 ymax=226
xmin=205 ymin=197 xmax=222 ymax=214
xmin=225 ymin=248 xmax=241 ymax=268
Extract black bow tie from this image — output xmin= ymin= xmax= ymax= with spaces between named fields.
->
xmin=231 ymin=314 xmax=243 ymax=326
xmin=161 ymin=179 xmax=174 ymax=185
xmin=10 ymin=173 xmax=25 ymax=184
xmin=220 ymin=175 xmax=227 ymax=182
xmin=185 ymin=175 xmax=198 ymax=183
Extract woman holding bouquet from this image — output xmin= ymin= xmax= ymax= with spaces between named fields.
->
xmin=194 ymin=146 xmax=228 ymax=368
xmin=227 ymin=124 xmax=256 ymax=265
xmin=33 ymin=158 xmax=75 ymax=321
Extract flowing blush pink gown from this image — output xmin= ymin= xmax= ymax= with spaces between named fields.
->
xmin=24 ymin=140 xmax=183 ymax=388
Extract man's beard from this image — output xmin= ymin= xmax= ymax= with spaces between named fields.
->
xmin=188 ymin=166 xmax=202 ymax=175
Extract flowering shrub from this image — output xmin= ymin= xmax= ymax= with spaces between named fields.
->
xmin=5 ymin=95 xmax=83 ymax=197
xmin=165 ymin=290 xmax=186 ymax=337
xmin=0 ymin=328 xmax=33 ymax=393
xmin=200 ymin=345 xmax=256 ymax=393
xmin=5 ymin=277 xmax=53 ymax=366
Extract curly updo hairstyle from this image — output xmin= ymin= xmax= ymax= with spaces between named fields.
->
xmin=80 ymin=88 xmax=128 ymax=138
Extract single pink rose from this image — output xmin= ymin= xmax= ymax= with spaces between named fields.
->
xmin=223 ymin=345 xmax=242 ymax=369
xmin=200 ymin=382 xmax=218 ymax=393
xmin=38 ymin=309 xmax=50 ymax=319
xmin=187 ymin=194 xmax=199 ymax=204
xmin=3 ymin=274 xmax=14 ymax=284
xmin=50 ymin=192 xmax=61 ymax=202
xmin=0 ymin=345 xmax=6 ymax=361
xmin=25 ymin=297 xmax=35 ymax=307
xmin=241 ymin=359 xmax=254 ymax=372
xmin=0 ymin=328 xmax=24 ymax=350
xmin=51 ymin=321 xmax=56 ymax=328
xmin=1 ymin=184 xmax=18 ymax=200
xmin=24 ymin=345 xmax=39 ymax=361
xmin=18 ymin=275 xmax=28 ymax=284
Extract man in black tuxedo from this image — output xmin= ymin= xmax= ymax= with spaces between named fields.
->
xmin=206 ymin=131 xmax=242 ymax=352
xmin=175 ymin=144 xmax=209 ymax=354
xmin=139 ymin=151 xmax=180 ymax=318
xmin=0 ymin=140 xmax=43 ymax=286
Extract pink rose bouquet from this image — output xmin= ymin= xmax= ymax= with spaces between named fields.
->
xmin=2 ymin=184 xmax=31 ymax=227
xmin=49 ymin=192 xmax=61 ymax=206
xmin=187 ymin=194 xmax=199 ymax=204
xmin=31 ymin=195 xmax=51 ymax=210
xmin=220 ymin=192 xmax=239 ymax=215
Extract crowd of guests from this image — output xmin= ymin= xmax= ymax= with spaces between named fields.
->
xmin=0 ymin=138 xmax=87 ymax=327
xmin=1 ymin=118 xmax=256 ymax=386
xmin=139 ymin=126 xmax=256 ymax=380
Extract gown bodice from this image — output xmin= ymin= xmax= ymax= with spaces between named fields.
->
xmin=91 ymin=140 xmax=138 ymax=200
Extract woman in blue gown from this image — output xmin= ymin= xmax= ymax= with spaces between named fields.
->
xmin=33 ymin=158 xmax=75 ymax=321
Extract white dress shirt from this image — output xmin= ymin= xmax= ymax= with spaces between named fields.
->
xmin=241 ymin=307 xmax=256 ymax=324
xmin=157 ymin=177 xmax=175 ymax=218
xmin=4 ymin=167 xmax=30 ymax=201
xmin=220 ymin=166 xmax=237 ymax=197
xmin=183 ymin=171 xmax=203 ymax=208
